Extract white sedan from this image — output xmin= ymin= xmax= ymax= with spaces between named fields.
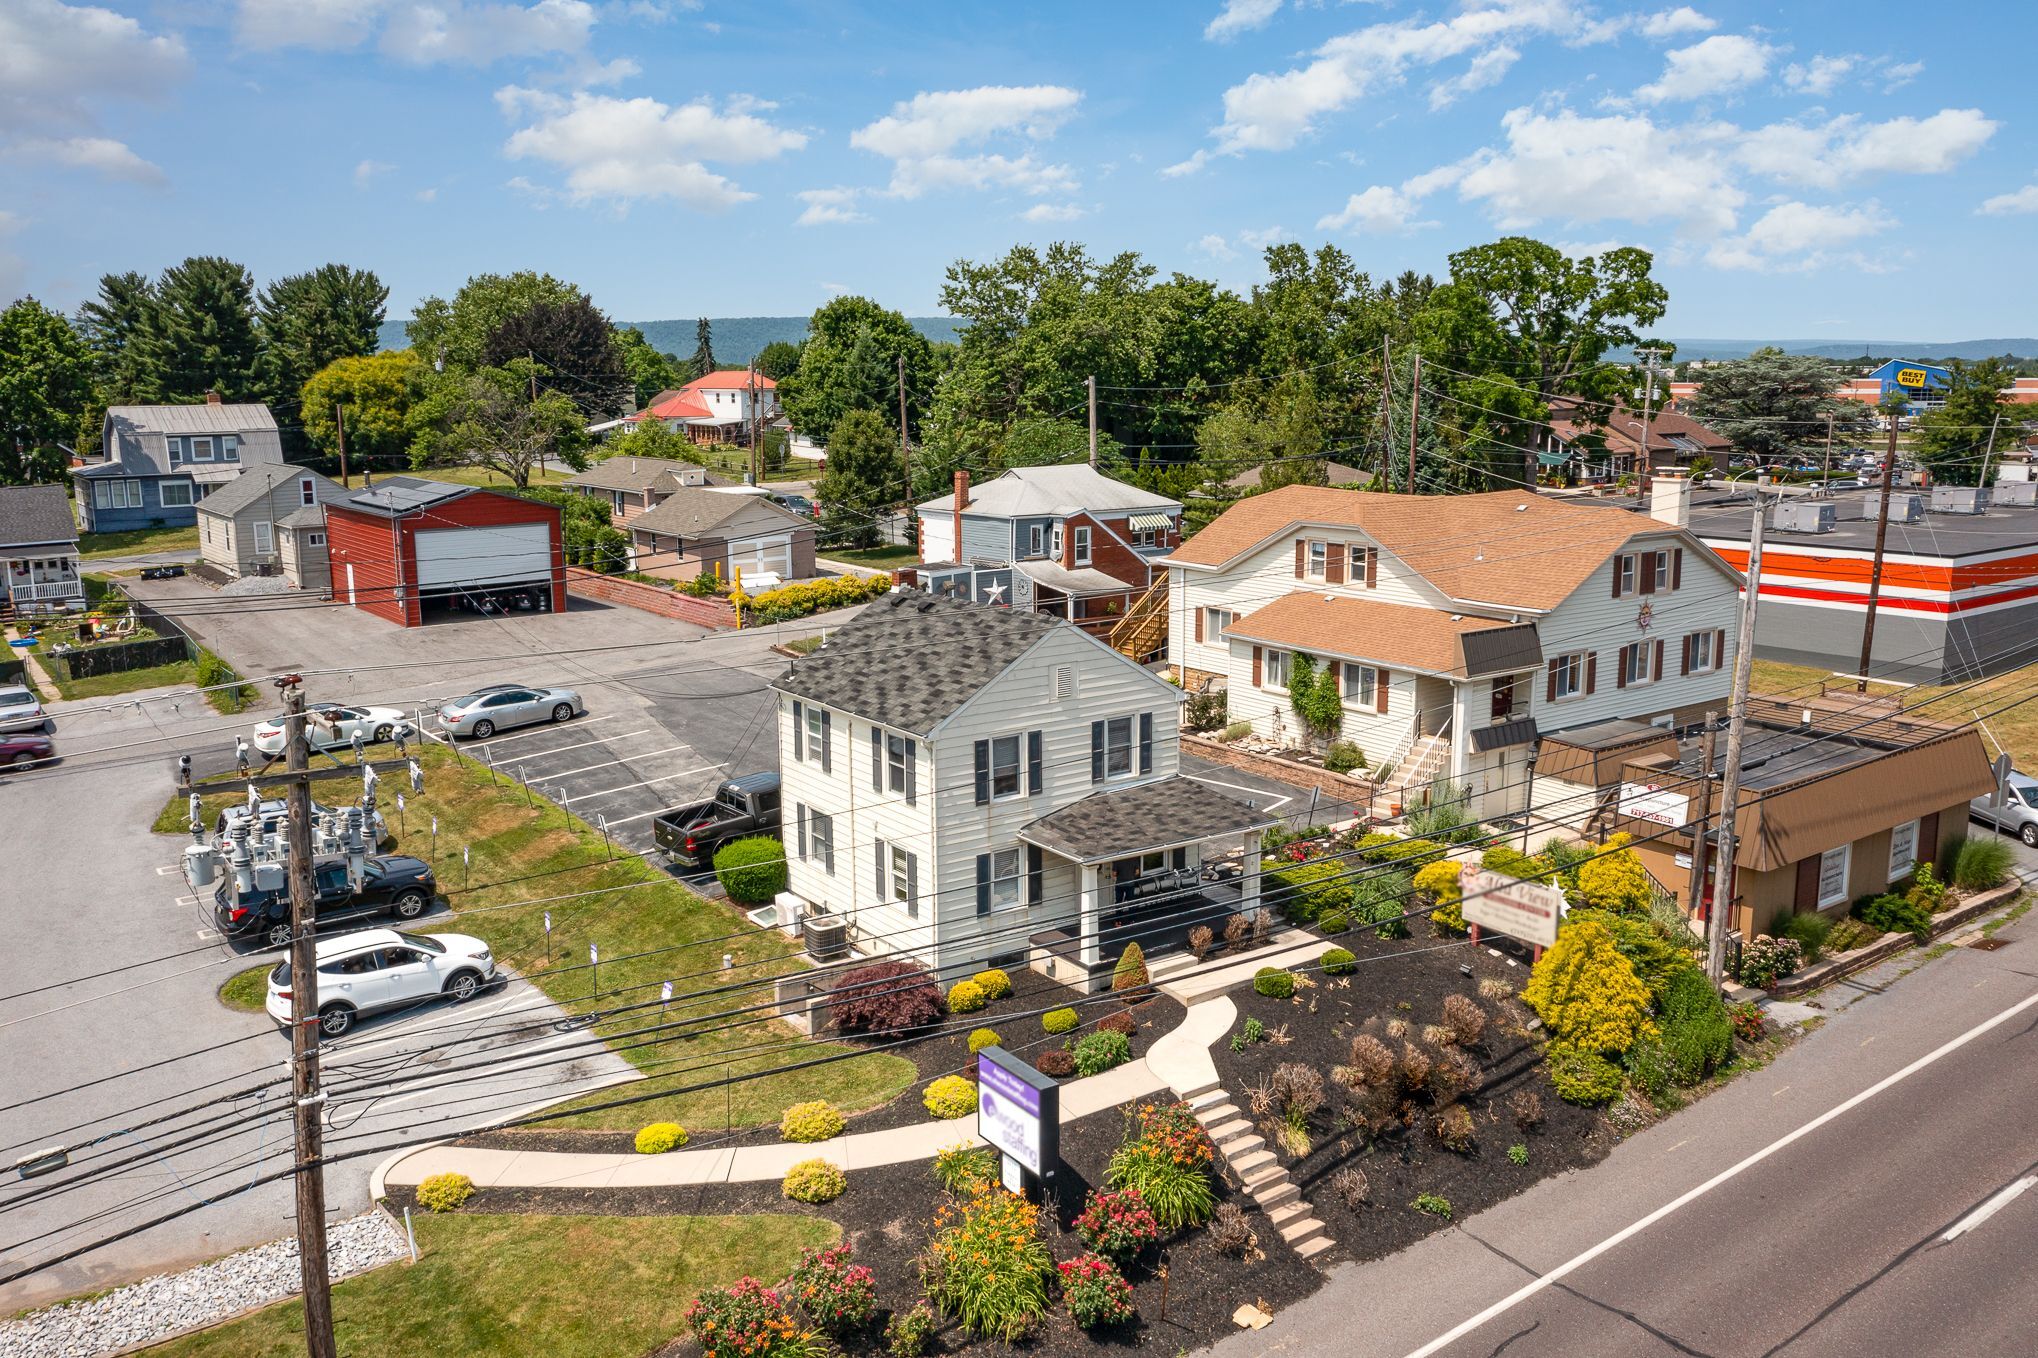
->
xmin=251 ymin=703 xmax=415 ymax=756
xmin=265 ymin=928 xmax=496 ymax=1038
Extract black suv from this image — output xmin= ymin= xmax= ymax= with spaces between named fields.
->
xmin=214 ymin=854 xmax=437 ymax=948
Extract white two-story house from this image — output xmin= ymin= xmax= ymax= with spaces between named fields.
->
xmin=1165 ymin=477 xmax=1743 ymax=824
xmin=771 ymin=591 xmax=1273 ymax=988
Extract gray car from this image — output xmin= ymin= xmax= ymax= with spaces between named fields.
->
xmin=435 ymin=683 xmax=584 ymax=739
xmin=0 ymin=684 xmax=47 ymax=735
xmin=1970 ymin=770 xmax=2038 ymax=847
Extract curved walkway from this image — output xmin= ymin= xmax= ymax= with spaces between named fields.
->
xmin=374 ymin=1002 xmax=1240 ymax=1195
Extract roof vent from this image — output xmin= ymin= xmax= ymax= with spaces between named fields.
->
xmin=1515 ymin=503 xmax=1528 ymax=511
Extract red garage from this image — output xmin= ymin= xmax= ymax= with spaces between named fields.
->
xmin=324 ymin=477 xmax=566 ymax=627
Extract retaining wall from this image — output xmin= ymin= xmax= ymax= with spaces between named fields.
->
xmin=1768 ymin=879 xmax=2024 ymax=997
xmin=564 ymin=567 xmax=738 ymax=629
xmin=1182 ymin=733 xmax=1380 ymax=818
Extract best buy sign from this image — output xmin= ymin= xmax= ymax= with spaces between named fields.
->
xmin=1895 ymin=367 xmax=1930 ymax=387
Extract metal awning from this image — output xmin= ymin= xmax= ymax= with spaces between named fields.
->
xmin=1127 ymin=511 xmax=1173 ymax=532
xmin=1018 ymin=775 xmax=1279 ymax=865
xmin=1471 ymin=717 xmax=1538 ymax=753
xmin=1537 ymin=450 xmax=1569 ymax=466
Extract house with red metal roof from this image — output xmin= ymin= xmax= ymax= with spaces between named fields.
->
xmin=623 ymin=371 xmax=781 ymax=446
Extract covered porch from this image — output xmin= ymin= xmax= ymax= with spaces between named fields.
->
xmin=2 ymin=554 xmax=85 ymax=615
xmin=1019 ymin=775 xmax=1278 ymax=993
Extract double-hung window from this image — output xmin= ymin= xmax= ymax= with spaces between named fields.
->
xmin=191 ymin=437 xmax=214 ymax=463
xmin=159 ymin=480 xmax=194 ymax=508
xmin=1550 ymin=652 xmax=1584 ymax=700
xmin=989 ymin=847 xmax=1023 ymax=910
xmin=989 ymin=734 xmax=1022 ymax=799
xmin=1348 ymin=544 xmax=1369 ymax=583
xmin=1029 ymin=524 xmax=1045 ymax=556
xmin=167 ymin=438 xmax=183 ymax=466
xmin=889 ymin=845 xmax=916 ymax=915
xmin=805 ymin=706 xmax=825 ymax=763
xmin=1688 ymin=630 xmax=1716 ymax=673
xmin=1650 ymin=548 xmax=1672 ymax=590
xmin=222 ymin=436 xmax=239 ymax=463
xmin=1620 ymin=642 xmax=1653 ymax=687
xmin=1073 ymin=526 xmax=1092 ymax=565
xmin=299 ymin=478 xmax=317 ymax=507
xmin=885 ymin=733 xmax=912 ymax=794
xmin=1203 ymin=606 xmax=1233 ymax=640
xmin=809 ymin=810 xmax=835 ymax=874
xmin=1614 ymin=554 xmax=1636 ymax=596
xmin=1100 ymin=715 xmax=1133 ymax=777
xmin=1342 ymin=664 xmax=1376 ymax=706
xmin=1307 ymin=540 xmax=1328 ymax=579
xmin=1051 ymin=525 xmax=1064 ymax=558
xmin=253 ymin=522 xmax=274 ymax=555
xmin=92 ymin=480 xmax=142 ymax=510
xmin=1262 ymin=649 xmax=1291 ymax=690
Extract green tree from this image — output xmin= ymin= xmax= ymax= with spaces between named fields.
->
xmin=815 ymin=408 xmax=903 ymax=548
xmin=137 ymin=256 xmax=262 ymax=401
xmin=406 ymin=271 xmax=586 ymax=372
xmin=754 ymin=339 xmax=803 ymax=381
xmin=300 ymin=350 xmax=423 ymax=478
xmin=1685 ymin=347 xmax=1863 ymax=466
xmin=614 ymin=326 xmax=681 ymax=407
xmin=0 ymin=297 xmax=93 ymax=484
xmin=996 ymin=416 xmax=1125 ymax=472
xmin=598 ymin=415 xmax=696 ymax=464
xmin=480 ymin=292 xmax=631 ymax=421
xmin=1194 ymin=371 xmax=1327 ymax=489
xmin=687 ymin=316 xmax=717 ymax=380
xmin=424 ymin=358 xmax=588 ymax=488
xmin=256 ymin=263 xmax=388 ymax=414
xmin=75 ymin=270 xmax=160 ymax=402
xmin=1916 ymin=358 xmax=2028 ymax=487
xmin=781 ymin=295 xmax=936 ymax=443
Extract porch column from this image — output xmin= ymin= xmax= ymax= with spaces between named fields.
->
xmin=1240 ymin=831 xmax=1262 ymax=920
xmin=1449 ymin=682 xmax=1473 ymax=783
xmin=1079 ymin=863 xmax=1102 ymax=967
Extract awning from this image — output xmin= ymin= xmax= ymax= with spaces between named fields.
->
xmin=1019 ymin=775 xmax=1279 ymax=865
xmin=1537 ymin=450 xmax=1569 ymax=466
xmin=1128 ymin=511 xmax=1173 ymax=532
xmin=1471 ymin=717 xmax=1538 ymax=753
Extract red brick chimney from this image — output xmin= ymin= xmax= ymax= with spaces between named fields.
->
xmin=204 ymin=389 xmax=222 ymax=406
xmin=952 ymin=469 xmax=969 ymax=562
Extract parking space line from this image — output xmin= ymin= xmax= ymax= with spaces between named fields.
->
xmin=537 ymin=743 xmax=693 ymax=781
xmin=469 ymin=715 xmax=619 ymax=748
xmin=602 ymin=805 xmax=694 ymax=827
xmin=496 ymin=729 xmax=652 ymax=766
xmin=558 ymin=766 xmax=720 ymax=805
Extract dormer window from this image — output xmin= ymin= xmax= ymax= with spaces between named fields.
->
xmin=1307 ymin=540 xmax=1328 ymax=579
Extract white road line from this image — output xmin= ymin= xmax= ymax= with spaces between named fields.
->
xmin=537 ymin=744 xmax=693 ymax=781
xmin=1401 ymin=984 xmax=2038 ymax=1358
xmin=602 ymin=804 xmax=696 ymax=828
xmin=558 ymin=766 xmax=719 ymax=805
xmin=1943 ymin=1176 xmax=2038 ymax=1242
xmin=498 ymin=730 xmax=652 ymax=766
xmin=471 ymin=714 xmax=619 ymax=748
xmin=1186 ymin=773 xmax=1293 ymax=812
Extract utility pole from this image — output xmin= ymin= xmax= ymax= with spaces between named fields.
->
xmin=282 ymin=681 xmax=338 ymax=1358
xmin=1707 ymin=498 xmax=1768 ymax=985
xmin=1378 ymin=337 xmax=1394 ymax=486
xmin=1979 ymin=411 xmax=2003 ymax=489
xmin=896 ymin=353 xmax=912 ymax=511
xmin=1821 ymin=412 xmax=1834 ymax=486
xmin=1406 ymin=351 xmax=1422 ymax=495
xmin=1634 ymin=346 xmax=1667 ymax=495
xmin=748 ymin=359 xmax=761 ymax=486
xmin=528 ymin=352 xmax=545 ymax=479
xmin=333 ymin=405 xmax=349 ymax=488
xmin=1856 ymin=409 xmax=1901 ymax=691
xmin=1683 ymin=709 xmax=1718 ymax=928
xmin=1087 ymin=375 xmax=1098 ymax=468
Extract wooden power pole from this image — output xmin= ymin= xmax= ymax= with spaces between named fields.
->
xmin=1707 ymin=499 xmax=1768 ymax=985
xmin=333 ymin=405 xmax=349 ymax=488
xmin=282 ymin=681 xmax=338 ymax=1358
xmin=1087 ymin=375 xmax=1098 ymax=468
xmin=1634 ymin=346 xmax=1667 ymax=495
xmin=748 ymin=359 xmax=761 ymax=486
xmin=1406 ymin=352 xmax=1422 ymax=495
xmin=1683 ymin=709 xmax=1718 ymax=926
xmin=897 ymin=353 xmax=911 ymax=507
xmin=1856 ymin=409 xmax=1901 ymax=691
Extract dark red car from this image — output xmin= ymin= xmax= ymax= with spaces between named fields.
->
xmin=0 ymin=731 xmax=54 ymax=770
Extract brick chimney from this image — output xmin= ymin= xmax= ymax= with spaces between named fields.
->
xmin=952 ymin=469 xmax=969 ymax=562
xmin=204 ymin=389 xmax=222 ymax=406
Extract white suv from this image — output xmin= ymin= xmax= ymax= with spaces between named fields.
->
xmin=265 ymin=928 xmax=495 ymax=1037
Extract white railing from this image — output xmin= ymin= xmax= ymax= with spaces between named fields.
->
xmin=15 ymin=581 xmax=84 ymax=602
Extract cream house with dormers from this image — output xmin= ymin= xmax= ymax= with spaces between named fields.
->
xmin=771 ymin=591 xmax=1274 ymax=989
xmin=1164 ymin=478 xmax=1743 ymax=823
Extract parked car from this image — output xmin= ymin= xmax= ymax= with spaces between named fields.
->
xmin=770 ymin=492 xmax=819 ymax=518
xmin=251 ymin=703 xmax=415 ymax=756
xmin=434 ymin=684 xmax=583 ymax=739
xmin=265 ymin=928 xmax=495 ymax=1037
xmin=212 ymin=798 xmax=391 ymax=848
xmin=0 ymin=685 xmax=46 ymax=735
xmin=0 ymin=731 xmax=54 ymax=769
xmin=213 ymin=853 xmax=438 ymax=949
xmin=1970 ymin=770 xmax=2038 ymax=846
xmin=654 ymin=772 xmax=782 ymax=868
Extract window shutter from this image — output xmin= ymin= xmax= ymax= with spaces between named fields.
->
xmin=875 ymin=838 xmax=887 ymax=897
xmin=1027 ymin=730 xmax=1043 ymax=795
xmin=904 ymin=740 xmax=917 ymax=804
xmin=1671 ymin=547 xmax=1684 ymax=590
xmin=1138 ymin=712 xmax=1153 ymax=775
xmin=1918 ymin=812 xmax=1940 ymax=865
xmin=1547 ymin=664 xmax=1558 ymax=703
xmin=1640 ymin=555 xmax=1657 ymax=595
xmin=1090 ymin=720 xmax=1105 ymax=782
xmin=870 ymin=727 xmax=883 ymax=791
xmin=1794 ymin=855 xmax=1820 ymax=910
xmin=976 ymin=854 xmax=991 ymax=915
xmin=1294 ymin=539 xmax=1306 ymax=578
xmin=1326 ymin=660 xmax=1341 ymax=696
xmin=905 ymin=853 xmax=918 ymax=917
xmin=1375 ymin=669 xmax=1390 ymax=713
xmin=818 ymin=711 xmax=832 ymax=773
xmin=1617 ymin=644 xmax=1630 ymax=689
xmin=1653 ymin=638 xmax=1665 ymax=681
xmin=791 ymin=701 xmax=804 ymax=760
xmin=1681 ymin=634 xmax=1692 ymax=676
xmin=1365 ymin=548 xmax=1378 ymax=588
xmin=1027 ymin=845 xmax=1043 ymax=904
xmin=1252 ymin=646 xmax=1263 ymax=687
xmin=973 ymin=739 xmax=990 ymax=804
xmin=796 ymin=804 xmax=808 ymax=859
xmin=1611 ymin=558 xmax=1624 ymax=599
xmin=1194 ymin=608 xmax=1204 ymax=642
xmin=1585 ymin=652 xmax=1598 ymax=695
xmin=1326 ymin=548 xmax=1346 ymax=584
xmin=1172 ymin=847 xmax=1188 ymax=871
xmin=1714 ymin=628 xmax=1726 ymax=671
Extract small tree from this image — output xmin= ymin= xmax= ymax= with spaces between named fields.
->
xmin=815 ymin=408 xmax=905 ymax=548
xmin=1112 ymin=941 xmax=1149 ymax=1002
xmin=713 ymin=836 xmax=788 ymax=903
xmin=1522 ymin=917 xmax=1654 ymax=1056
xmin=1288 ymin=653 xmax=1345 ymax=748
xmin=1576 ymin=832 xmax=1654 ymax=916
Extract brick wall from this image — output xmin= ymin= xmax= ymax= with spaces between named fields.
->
xmin=564 ymin=567 xmax=737 ymax=629
xmin=1181 ymin=733 xmax=1381 ymax=818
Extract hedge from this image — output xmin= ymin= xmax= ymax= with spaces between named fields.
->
xmin=713 ymin=836 xmax=788 ymax=903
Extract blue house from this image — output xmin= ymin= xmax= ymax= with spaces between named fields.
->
xmin=1865 ymin=359 xmax=1951 ymax=414
xmin=73 ymin=396 xmax=285 ymax=533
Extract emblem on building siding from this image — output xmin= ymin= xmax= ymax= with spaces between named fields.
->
xmin=1635 ymin=600 xmax=1655 ymax=632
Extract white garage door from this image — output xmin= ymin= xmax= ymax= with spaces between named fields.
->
xmin=729 ymin=532 xmax=792 ymax=579
xmin=413 ymin=523 xmax=552 ymax=590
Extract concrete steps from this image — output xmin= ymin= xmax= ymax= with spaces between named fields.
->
xmin=1197 ymin=1087 xmax=1336 ymax=1268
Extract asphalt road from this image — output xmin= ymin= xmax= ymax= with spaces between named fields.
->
xmin=1211 ymin=901 xmax=2038 ymax=1358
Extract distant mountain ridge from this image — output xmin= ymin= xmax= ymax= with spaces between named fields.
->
xmin=375 ymin=315 xmax=963 ymax=365
xmin=1619 ymin=338 xmax=2038 ymax=363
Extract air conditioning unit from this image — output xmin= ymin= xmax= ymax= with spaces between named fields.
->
xmin=801 ymin=913 xmax=849 ymax=961
xmin=1930 ymin=486 xmax=1990 ymax=515
xmin=1865 ymin=492 xmax=1923 ymax=523
xmin=1773 ymin=501 xmax=1835 ymax=534
xmin=1994 ymin=480 xmax=2038 ymax=507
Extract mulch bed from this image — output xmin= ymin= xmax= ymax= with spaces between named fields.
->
xmin=1208 ymin=924 xmax=1614 ymax=1264
xmin=391 ymin=1100 xmax=1327 ymax=1358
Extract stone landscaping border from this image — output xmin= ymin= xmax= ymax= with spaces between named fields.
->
xmin=1181 ymin=733 xmax=1381 ymax=810
xmin=1769 ymin=880 xmax=2024 ymax=997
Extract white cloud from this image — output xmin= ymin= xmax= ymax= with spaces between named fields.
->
xmin=1021 ymin=202 xmax=1086 ymax=222
xmin=1634 ymin=33 xmax=1772 ymax=104
xmin=1205 ymin=0 xmax=1281 ymax=43
xmin=849 ymin=85 xmax=1082 ymax=199
xmin=1707 ymin=199 xmax=1892 ymax=269
xmin=1638 ymin=7 xmax=1715 ymax=39
xmin=1317 ymin=183 xmax=1433 ymax=234
xmin=1782 ymin=53 xmax=1855 ymax=96
xmin=796 ymin=187 xmax=870 ymax=226
xmin=1979 ymin=185 xmax=2038 ymax=216
xmin=235 ymin=0 xmax=596 ymax=65
xmin=353 ymin=157 xmax=394 ymax=188
xmin=1454 ymin=106 xmax=1744 ymax=235
xmin=0 ymin=0 xmax=185 ymax=181
xmin=1428 ymin=44 xmax=1518 ymax=110
xmin=1882 ymin=59 xmax=1923 ymax=87
xmin=1737 ymin=108 xmax=1997 ymax=189
xmin=415 ymin=186 xmax=439 ymax=202
xmin=1237 ymin=225 xmax=1287 ymax=247
xmin=501 ymin=88 xmax=806 ymax=209
xmin=1192 ymin=233 xmax=1237 ymax=261
xmin=4 ymin=134 xmax=164 ymax=183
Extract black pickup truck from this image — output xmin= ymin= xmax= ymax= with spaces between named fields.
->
xmin=213 ymin=853 xmax=438 ymax=949
xmin=654 ymin=773 xmax=782 ymax=868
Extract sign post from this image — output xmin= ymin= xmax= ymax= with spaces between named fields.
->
xmin=975 ymin=1047 xmax=1061 ymax=1202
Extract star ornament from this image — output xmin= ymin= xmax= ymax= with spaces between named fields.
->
xmin=1635 ymin=601 xmax=1655 ymax=633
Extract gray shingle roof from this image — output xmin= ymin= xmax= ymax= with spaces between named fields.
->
xmin=194 ymin=464 xmax=341 ymax=518
xmin=632 ymin=486 xmax=807 ymax=539
xmin=277 ymin=505 xmax=327 ymax=529
xmin=770 ymin=591 xmax=1061 ymax=734
xmin=565 ymin=456 xmax=727 ymax=493
xmin=1018 ymin=775 xmax=1278 ymax=863
xmin=915 ymin=464 xmax=1182 ymax=518
xmin=0 ymin=485 xmax=77 ymax=549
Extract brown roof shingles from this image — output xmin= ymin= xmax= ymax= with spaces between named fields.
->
xmin=1223 ymin=591 xmax=1527 ymax=676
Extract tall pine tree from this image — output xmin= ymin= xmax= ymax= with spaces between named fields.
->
xmin=688 ymin=316 xmax=717 ymax=380
xmin=257 ymin=263 xmax=388 ymax=413
xmin=75 ymin=270 xmax=162 ymax=403
xmin=139 ymin=256 xmax=260 ymax=402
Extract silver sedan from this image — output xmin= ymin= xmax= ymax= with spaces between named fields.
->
xmin=435 ymin=684 xmax=584 ymax=739
xmin=1970 ymin=771 xmax=2038 ymax=847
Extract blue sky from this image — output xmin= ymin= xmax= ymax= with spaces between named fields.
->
xmin=4 ymin=0 xmax=2034 ymax=338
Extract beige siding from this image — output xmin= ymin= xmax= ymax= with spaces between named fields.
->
xmin=199 ymin=471 xmax=344 ymax=579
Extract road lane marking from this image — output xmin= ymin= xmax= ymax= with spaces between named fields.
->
xmin=534 ymin=744 xmax=693 ymax=780
xmin=557 ymin=766 xmax=719 ymax=804
xmin=1771 ymin=1085 xmax=1791 ymax=1098
xmin=469 ymin=714 xmax=620 ymax=747
xmin=496 ymin=729 xmax=651 ymax=765
xmin=1943 ymin=1176 xmax=2037 ymax=1242
xmin=1401 ymin=984 xmax=2038 ymax=1358
xmin=1860 ymin=1035 xmax=1878 ymax=1047
xmin=1185 ymin=773 xmax=1293 ymax=812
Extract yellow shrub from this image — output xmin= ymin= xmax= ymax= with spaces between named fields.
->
xmin=415 ymin=1172 xmax=474 ymax=1213
xmin=1577 ymin=833 xmax=1654 ymax=916
xmin=634 ymin=1122 xmax=689 ymax=1154
xmin=1415 ymin=860 xmax=1465 ymax=934
xmin=1521 ymin=917 xmax=1655 ymax=1056
xmin=923 ymin=1075 xmax=978 ymax=1120
xmin=782 ymin=1158 xmax=848 ymax=1203
xmin=971 ymin=968 xmax=1013 ymax=1000
xmin=946 ymin=979 xmax=988 ymax=1014
xmin=779 ymin=1100 xmax=846 ymax=1143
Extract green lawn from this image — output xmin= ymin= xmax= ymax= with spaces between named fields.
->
xmin=157 ymin=746 xmax=916 ymax=1130
xmin=218 ymin=966 xmax=269 ymax=1012
xmin=77 ymin=524 xmax=200 ymax=559
xmin=50 ymin=659 xmax=199 ymax=702
xmin=416 ymin=464 xmax=574 ymax=490
xmin=1753 ymin=658 xmax=2038 ymax=774
xmin=819 ymin=543 xmax=918 ymax=569
xmin=146 ymin=1212 xmax=835 ymax=1358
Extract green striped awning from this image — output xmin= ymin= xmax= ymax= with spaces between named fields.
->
xmin=1128 ymin=511 xmax=1174 ymax=532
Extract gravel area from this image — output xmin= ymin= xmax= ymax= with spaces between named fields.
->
xmin=217 ymin=575 xmax=294 ymax=597
xmin=0 ymin=1212 xmax=407 ymax=1358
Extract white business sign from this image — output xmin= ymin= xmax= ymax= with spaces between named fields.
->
xmin=1618 ymin=781 xmax=1691 ymax=828
xmin=975 ymin=1047 xmax=1060 ymax=1177
xmin=1461 ymin=867 xmax=1565 ymax=949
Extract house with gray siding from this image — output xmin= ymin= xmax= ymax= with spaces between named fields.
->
xmin=274 ymin=505 xmax=332 ymax=594
xmin=74 ymin=395 xmax=284 ymax=532
xmin=196 ymin=465 xmax=346 ymax=580
xmin=0 ymin=485 xmax=84 ymax=619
